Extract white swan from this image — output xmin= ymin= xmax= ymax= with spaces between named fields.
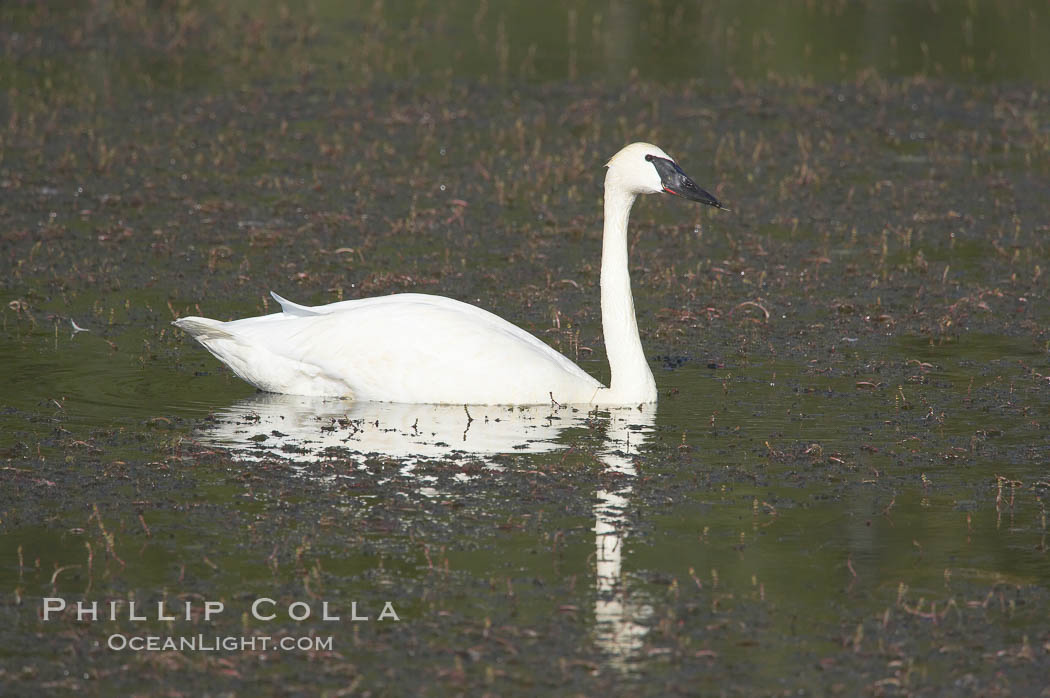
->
xmin=174 ymin=142 xmax=724 ymax=405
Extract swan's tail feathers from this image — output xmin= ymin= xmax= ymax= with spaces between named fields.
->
xmin=172 ymin=316 xmax=234 ymax=341
xmin=173 ymin=312 xmax=352 ymax=397
xmin=270 ymin=291 xmax=322 ymax=317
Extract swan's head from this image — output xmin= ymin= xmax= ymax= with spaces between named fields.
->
xmin=606 ymin=142 xmax=725 ymax=208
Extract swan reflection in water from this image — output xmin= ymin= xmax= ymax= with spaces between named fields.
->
xmin=191 ymin=394 xmax=655 ymax=670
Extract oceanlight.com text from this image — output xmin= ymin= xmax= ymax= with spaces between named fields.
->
xmin=107 ymin=634 xmax=334 ymax=652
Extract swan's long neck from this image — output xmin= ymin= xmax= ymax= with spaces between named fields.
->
xmin=600 ymin=179 xmax=657 ymax=404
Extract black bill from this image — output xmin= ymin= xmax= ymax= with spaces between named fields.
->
xmin=648 ymin=155 xmax=725 ymax=209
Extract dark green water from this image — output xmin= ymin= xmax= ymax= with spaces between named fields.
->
xmin=2 ymin=1 xmax=1049 ymax=694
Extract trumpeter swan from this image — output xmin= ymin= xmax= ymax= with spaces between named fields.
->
xmin=174 ymin=142 xmax=724 ymax=405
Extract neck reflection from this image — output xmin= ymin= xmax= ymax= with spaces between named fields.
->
xmin=593 ymin=404 xmax=655 ymax=671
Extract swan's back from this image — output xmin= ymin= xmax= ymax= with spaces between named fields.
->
xmin=175 ymin=293 xmax=602 ymax=404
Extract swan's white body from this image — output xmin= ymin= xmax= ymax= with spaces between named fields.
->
xmin=175 ymin=143 xmax=722 ymax=406
xmin=176 ymin=292 xmax=604 ymax=403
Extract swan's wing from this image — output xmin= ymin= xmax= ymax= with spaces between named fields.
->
xmin=269 ymin=294 xmax=603 ymax=403
xmin=270 ymin=291 xmax=324 ymax=317
xmin=178 ymin=293 xmax=603 ymax=404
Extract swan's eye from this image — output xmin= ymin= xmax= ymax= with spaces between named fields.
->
xmin=644 ymin=154 xmax=654 ymax=162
